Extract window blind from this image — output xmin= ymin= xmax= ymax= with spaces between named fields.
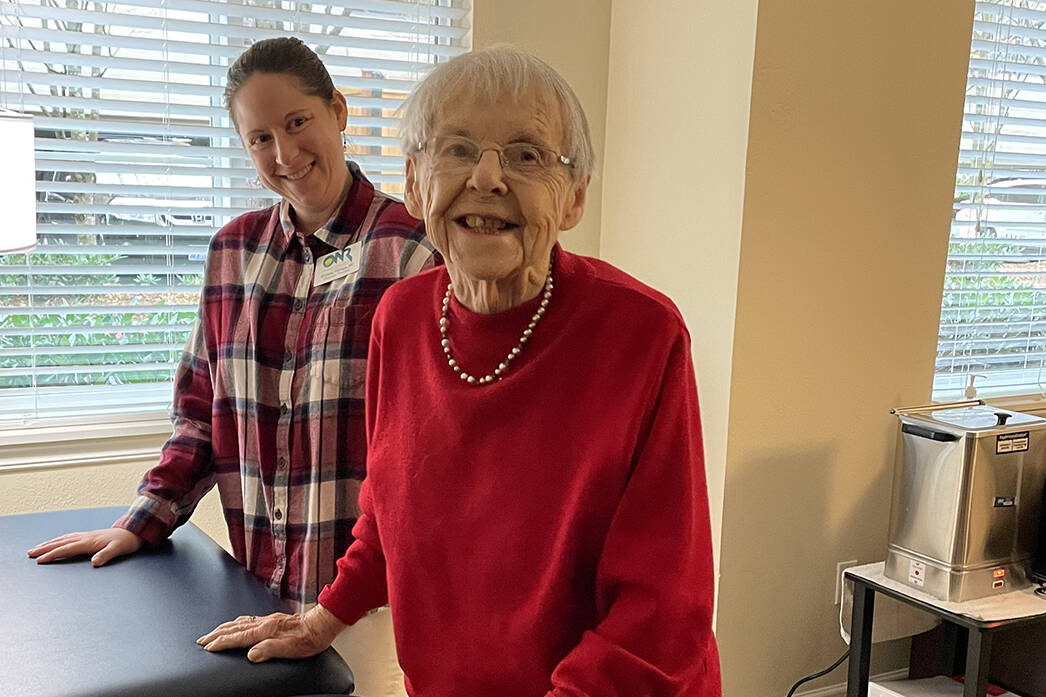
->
xmin=0 ymin=0 xmax=468 ymax=424
xmin=936 ymin=0 xmax=1046 ymax=398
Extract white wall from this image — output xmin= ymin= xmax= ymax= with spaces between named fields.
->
xmin=600 ymin=0 xmax=759 ymax=582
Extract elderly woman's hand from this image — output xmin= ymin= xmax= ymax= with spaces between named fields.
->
xmin=196 ymin=605 xmax=346 ymax=663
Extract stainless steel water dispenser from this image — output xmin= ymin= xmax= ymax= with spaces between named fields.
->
xmin=884 ymin=401 xmax=1046 ymax=602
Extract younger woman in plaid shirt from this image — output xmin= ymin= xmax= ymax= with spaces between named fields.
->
xmin=27 ymin=37 xmax=438 ymax=697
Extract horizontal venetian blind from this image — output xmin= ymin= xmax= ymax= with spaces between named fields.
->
xmin=0 ymin=0 xmax=468 ymax=424
xmin=935 ymin=0 xmax=1046 ymax=398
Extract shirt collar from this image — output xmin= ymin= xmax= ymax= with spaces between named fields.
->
xmin=278 ymin=161 xmax=375 ymax=250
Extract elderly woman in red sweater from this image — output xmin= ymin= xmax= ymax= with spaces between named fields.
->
xmin=199 ymin=45 xmax=722 ymax=697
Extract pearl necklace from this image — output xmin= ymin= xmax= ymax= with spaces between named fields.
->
xmin=440 ymin=263 xmax=554 ymax=385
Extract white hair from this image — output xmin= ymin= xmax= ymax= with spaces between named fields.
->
xmin=399 ymin=45 xmax=595 ymax=181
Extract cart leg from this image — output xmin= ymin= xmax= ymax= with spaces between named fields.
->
xmin=846 ymin=579 xmax=875 ymax=697
xmin=963 ymin=629 xmax=991 ymax=697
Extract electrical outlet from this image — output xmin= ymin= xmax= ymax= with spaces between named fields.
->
xmin=835 ymin=559 xmax=859 ymax=605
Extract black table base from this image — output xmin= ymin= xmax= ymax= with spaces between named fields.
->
xmin=846 ymin=571 xmax=1046 ymax=697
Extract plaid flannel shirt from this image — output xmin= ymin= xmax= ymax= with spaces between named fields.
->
xmin=115 ymin=162 xmax=438 ymax=606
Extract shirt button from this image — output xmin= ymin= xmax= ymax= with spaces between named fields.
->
xmin=277 ymin=457 xmax=286 ymax=469
xmin=280 ymin=403 xmax=289 ymax=415
xmin=284 ymin=350 xmax=293 ymax=365
xmin=304 ymin=250 xmax=312 ymax=263
xmin=273 ymin=508 xmax=283 ymax=521
xmin=293 ymin=299 xmax=304 ymax=312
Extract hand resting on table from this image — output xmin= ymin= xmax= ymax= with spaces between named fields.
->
xmin=27 ymin=527 xmax=144 ymax=567
xmin=197 ymin=605 xmax=346 ymax=663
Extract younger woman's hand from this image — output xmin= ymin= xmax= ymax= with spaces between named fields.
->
xmin=28 ymin=528 xmax=144 ymax=567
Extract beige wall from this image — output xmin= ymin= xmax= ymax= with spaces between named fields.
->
xmin=601 ymin=0 xmax=759 ymax=579
xmin=713 ymin=2 xmax=974 ymax=694
xmin=471 ymin=0 xmax=611 ymax=259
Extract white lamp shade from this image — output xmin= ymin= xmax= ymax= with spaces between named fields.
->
xmin=0 ymin=110 xmax=36 ymax=254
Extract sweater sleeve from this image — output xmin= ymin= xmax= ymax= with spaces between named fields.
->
xmin=546 ymin=330 xmax=722 ymax=697
xmin=316 ymin=479 xmax=389 ymax=624
xmin=316 ymin=311 xmax=390 ymax=625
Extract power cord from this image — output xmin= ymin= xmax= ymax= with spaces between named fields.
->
xmin=785 ymin=648 xmax=850 ymax=697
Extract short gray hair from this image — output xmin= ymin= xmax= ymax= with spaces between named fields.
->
xmin=399 ymin=45 xmax=595 ymax=180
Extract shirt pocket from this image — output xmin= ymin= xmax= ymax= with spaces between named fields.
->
xmin=313 ymin=301 xmax=374 ymax=401
xmin=324 ymin=291 xmax=372 ymax=327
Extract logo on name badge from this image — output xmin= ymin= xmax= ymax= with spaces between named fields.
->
xmin=314 ymin=241 xmax=362 ymax=286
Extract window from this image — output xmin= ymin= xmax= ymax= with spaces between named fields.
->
xmin=0 ymin=0 xmax=468 ymax=424
xmin=936 ymin=0 xmax=1046 ymax=399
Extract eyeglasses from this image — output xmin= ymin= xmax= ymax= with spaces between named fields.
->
xmin=415 ymin=135 xmax=573 ymax=176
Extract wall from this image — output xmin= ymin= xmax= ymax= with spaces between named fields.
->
xmin=600 ymin=0 xmax=759 ymax=583
xmin=713 ymin=2 xmax=974 ymax=694
xmin=471 ymin=0 xmax=612 ymax=258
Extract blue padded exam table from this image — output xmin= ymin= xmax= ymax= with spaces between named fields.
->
xmin=1 ymin=506 xmax=353 ymax=697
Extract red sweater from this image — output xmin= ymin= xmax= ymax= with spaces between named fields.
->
xmin=319 ymin=249 xmax=722 ymax=697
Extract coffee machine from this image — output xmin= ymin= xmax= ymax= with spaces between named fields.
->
xmin=885 ymin=401 xmax=1046 ymax=602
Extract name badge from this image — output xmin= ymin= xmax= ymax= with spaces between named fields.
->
xmin=314 ymin=241 xmax=362 ymax=286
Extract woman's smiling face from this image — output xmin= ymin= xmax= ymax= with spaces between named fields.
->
xmin=231 ymin=72 xmax=349 ymax=231
xmin=405 ymin=85 xmax=587 ymax=300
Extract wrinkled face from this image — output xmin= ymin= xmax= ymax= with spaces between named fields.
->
xmin=231 ymin=72 xmax=348 ymax=226
xmin=404 ymin=85 xmax=587 ymax=286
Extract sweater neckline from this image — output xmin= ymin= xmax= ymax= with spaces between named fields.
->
xmin=445 ymin=286 xmax=544 ymax=332
xmin=439 ymin=247 xmax=569 ymax=376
